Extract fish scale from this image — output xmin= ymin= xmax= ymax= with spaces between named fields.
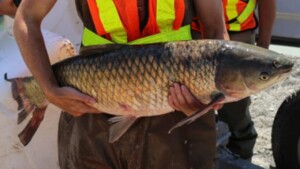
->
xmin=51 ymin=42 xmax=217 ymax=116
xmin=6 ymin=40 xmax=293 ymax=145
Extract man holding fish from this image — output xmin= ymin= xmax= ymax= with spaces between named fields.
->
xmin=11 ymin=0 xmax=291 ymax=169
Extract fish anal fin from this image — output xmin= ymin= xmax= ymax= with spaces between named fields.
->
xmin=108 ymin=116 xmax=137 ymax=143
xmin=18 ymin=107 xmax=46 ymax=146
xmin=169 ymin=93 xmax=225 ymax=134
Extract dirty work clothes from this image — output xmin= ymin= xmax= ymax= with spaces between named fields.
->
xmin=58 ymin=1 xmax=216 ymax=168
xmin=218 ymin=30 xmax=258 ymax=160
xmin=58 ymin=111 xmax=216 ymax=169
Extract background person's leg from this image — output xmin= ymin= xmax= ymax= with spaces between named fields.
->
xmin=218 ymin=30 xmax=257 ymax=160
xmin=218 ymin=97 xmax=257 ymax=160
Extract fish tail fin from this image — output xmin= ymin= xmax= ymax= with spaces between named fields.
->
xmin=4 ymin=73 xmax=48 ymax=146
xmin=4 ymin=73 xmax=25 ymax=111
xmin=18 ymin=108 xmax=46 ymax=145
xmin=108 ymin=116 xmax=137 ymax=143
xmin=18 ymin=106 xmax=35 ymax=124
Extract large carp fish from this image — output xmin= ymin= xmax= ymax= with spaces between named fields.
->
xmin=5 ymin=40 xmax=293 ymax=146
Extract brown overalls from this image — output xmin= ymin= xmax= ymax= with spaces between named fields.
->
xmin=58 ymin=1 xmax=216 ymax=169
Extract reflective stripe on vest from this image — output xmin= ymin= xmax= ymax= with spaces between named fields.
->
xmin=224 ymin=0 xmax=257 ymax=31
xmin=83 ymin=25 xmax=192 ymax=46
xmin=157 ymin=0 xmax=175 ymax=33
xmin=83 ymin=0 xmax=190 ymax=46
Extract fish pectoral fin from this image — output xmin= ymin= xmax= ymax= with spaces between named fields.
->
xmin=108 ymin=115 xmax=137 ymax=143
xmin=168 ymin=93 xmax=225 ymax=134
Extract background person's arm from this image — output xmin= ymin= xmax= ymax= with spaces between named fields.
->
xmin=256 ymin=0 xmax=276 ymax=49
xmin=194 ymin=0 xmax=229 ymax=40
xmin=14 ymin=0 xmax=99 ymax=116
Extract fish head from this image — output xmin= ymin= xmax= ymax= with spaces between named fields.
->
xmin=216 ymin=41 xmax=294 ymax=100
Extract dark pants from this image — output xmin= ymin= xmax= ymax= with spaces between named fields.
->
xmin=218 ymin=30 xmax=258 ymax=160
xmin=58 ymin=111 xmax=216 ymax=169
xmin=218 ymin=97 xmax=257 ymax=159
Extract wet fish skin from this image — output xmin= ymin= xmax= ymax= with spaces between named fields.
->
xmin=5 ymin=40 xmax=293 ymax=145
xmin=215 ymin=41 xmax=294 ymax=101
xmin=53 ymin=40 xmax=219 ymax=116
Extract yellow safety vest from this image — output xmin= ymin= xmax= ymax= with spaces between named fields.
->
xmin=224 ymin=0 xmax=257 ymax=31
xmin=82 ymin=0 xmax=192 ymax=46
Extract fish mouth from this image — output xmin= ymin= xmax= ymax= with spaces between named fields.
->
xmin=277 ymin=62 xmax=294 ymax=81
xmin=280 ymin=62 xmax=294 ymax=74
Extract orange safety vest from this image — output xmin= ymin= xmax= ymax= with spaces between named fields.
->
xmin=82 ymin=0 xmax=193 ymax=46
xmin=223 ymin=0 xmax=257 ymax=32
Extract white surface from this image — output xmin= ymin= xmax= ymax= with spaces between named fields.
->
xmin=42 ymin=0 xmax=83 ymax=50
xmin=0 ymin=29 xmax=76 ymax=169
xmin=0 ymin=1 xmax=82 ymax=168
xmin=270 ymin=44 xmax=300 ymax=57
xmin=272 ymin=0 xmax=300 ymax=39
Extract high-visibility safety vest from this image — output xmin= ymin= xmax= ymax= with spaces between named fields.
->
xmin=82 ymin=0 xmax=192 ymax=46
xmin=223 ymin=0 xmax=257 ymax=32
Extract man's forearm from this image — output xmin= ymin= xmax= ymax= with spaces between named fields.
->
xmin=13 ymin=11 xmax=58 ymax=96
xmin=257 ymin=0 xmax=276 ymax=48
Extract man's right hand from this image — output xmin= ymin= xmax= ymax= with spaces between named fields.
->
xmin=14 ymin=0 xmax=100 ymax=117
xmin=45 ymin=86 xmax=100 ymax=117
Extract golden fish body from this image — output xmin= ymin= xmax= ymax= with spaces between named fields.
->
xmin=53 ymin=41 xmax=218 ymax=117
xmin=6 ymin=40 xmax=293 ymax=145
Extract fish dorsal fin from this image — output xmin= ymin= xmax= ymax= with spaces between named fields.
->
xmin=108 ymin=115 xmax=137 ymax=143
xmin=168 ymin=93 xmax=225 ymax=134
xmin=79 ymin=44 xmax=125 ymax=56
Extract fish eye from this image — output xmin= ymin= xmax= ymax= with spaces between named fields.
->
xmin=260 ymin=72 xmax=270 ymax=81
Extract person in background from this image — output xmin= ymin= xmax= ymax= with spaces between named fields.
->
xmin=218 ymin=0 xmax=276 ymax=161
xmin=14 ymin=0 xmax=228 ymax=168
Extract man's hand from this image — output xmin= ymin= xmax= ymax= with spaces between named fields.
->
xmin=168 ymin=83 xmax=222 ymax=116
xmin=46 ymin=86 xmax=100 ymax=117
